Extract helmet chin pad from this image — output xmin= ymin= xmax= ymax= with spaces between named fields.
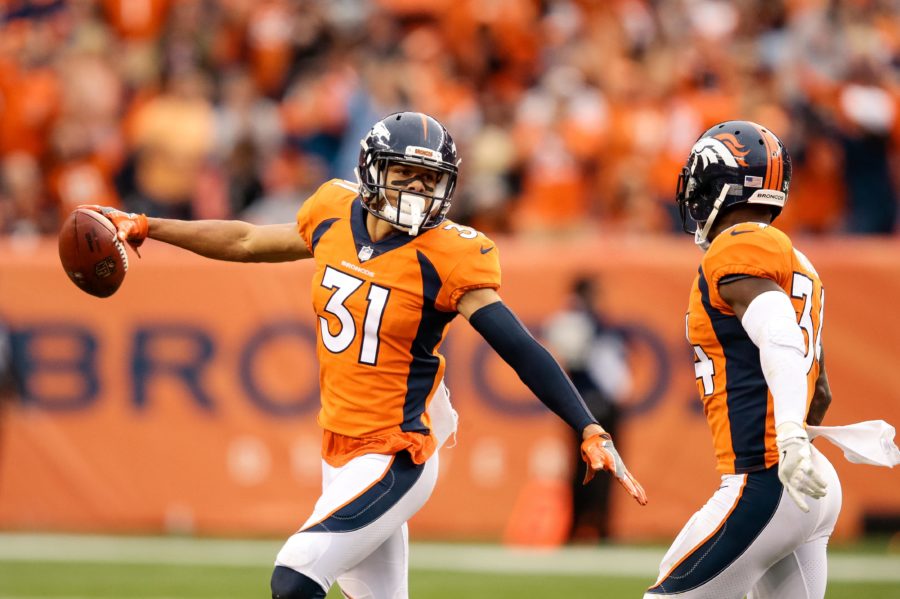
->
xmin=378 ymin=190 xmax=429 ymax=235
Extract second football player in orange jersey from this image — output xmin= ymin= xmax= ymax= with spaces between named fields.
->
xmin=79 ymin=111 xmax=646 ymax=599
xmin=646 ymin=121 xmax=840 ymax=599
xmin=687 ymin=222 xmax=825 ymax=475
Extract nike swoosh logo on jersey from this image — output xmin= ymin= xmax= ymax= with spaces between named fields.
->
xmin=480 ymin=245 xmax=495 ymax=254
xmin=730 ymin=229 xmax=754 ymax=236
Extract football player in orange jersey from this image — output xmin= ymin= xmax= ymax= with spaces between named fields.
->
xmin=644 ymin=121 xmax=841 ymax=599
xmin=79 ymin=111 xmax=646 ymax=599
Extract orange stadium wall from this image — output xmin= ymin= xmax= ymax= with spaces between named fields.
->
xmin=0 ymin=237 xmax=899 ymax=543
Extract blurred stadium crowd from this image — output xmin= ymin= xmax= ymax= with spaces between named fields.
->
xmin=1 ymin=0 xmax=898 ymax=240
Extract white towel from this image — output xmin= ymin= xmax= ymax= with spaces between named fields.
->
xmin=427 ymin=381 xmax=459 ymax=450
xmin=807 ymin=420 xmax=900 ymax=468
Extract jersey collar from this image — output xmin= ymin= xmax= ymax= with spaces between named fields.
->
xmin=350 ymin=199 xmax=418 ymax=260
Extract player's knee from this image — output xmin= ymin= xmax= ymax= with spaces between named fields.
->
xmin=271 ymin=565 xmax=326 ymax=599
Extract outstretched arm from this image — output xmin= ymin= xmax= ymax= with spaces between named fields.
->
xmin=148 ymin=218 xmax=311 ymax=262
xmin=457 ymin=288 xmax=596 ymax=433
xmin=458 ymin=288 xmax=647 ymax=505
xmin=78 ymin=205 xmax=311 ymax=263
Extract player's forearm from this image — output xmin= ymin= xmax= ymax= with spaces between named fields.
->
xmin=147 ymin=218 xmax=310 ymax=263
xmin=806 ymin=362 xmax=832 ymax=426
xmin=147 ymin=217 xmax=255 ymax=261
xmin=468 ymin=301 xmax=598 ymax=432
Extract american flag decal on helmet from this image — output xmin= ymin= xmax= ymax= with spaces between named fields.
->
xmin=744 ymin=175 xmax=764 ymax=187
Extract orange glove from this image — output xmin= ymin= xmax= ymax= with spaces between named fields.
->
xmin=78 ymin=205 xmax=149 ymax=254
xmin=581 ymin=432 xmax=648 ymax=506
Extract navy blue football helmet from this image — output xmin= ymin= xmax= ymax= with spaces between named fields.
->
xmin=356 ymin=112 xmax=460 ymax=235
xmin=676 ymin=120 xmax=792 ymax=247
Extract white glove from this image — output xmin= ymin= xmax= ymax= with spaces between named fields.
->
xmin=776 ymin=421 xmax=828 ymax=512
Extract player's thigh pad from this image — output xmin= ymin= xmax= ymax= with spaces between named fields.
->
xmin=336 ymin=524 xmax=410 ymax=599
xmin=748 ymin=536 xmax=829 ymax=599
xmin=748 ymin=447 xmax=841 ymax=599
xmin=275 ymin=451 xmax=439 ymax=593
xmin=645 ymin=452 xmax=840 ymax=599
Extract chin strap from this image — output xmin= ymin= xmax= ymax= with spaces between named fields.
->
xmin=694 ymin=184 xmax=734 ymax=250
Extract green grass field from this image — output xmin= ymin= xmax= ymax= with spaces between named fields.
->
xmin=1 ymin=562 xmax=899 ymax=598
xmin=0 ymin=534 xmax=898 ymax=598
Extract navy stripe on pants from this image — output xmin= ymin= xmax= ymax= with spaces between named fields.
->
xmin=647 ymin=466 xmax=782 ymax=594
xmin=304 ymin=451 xmax=424 ymax=534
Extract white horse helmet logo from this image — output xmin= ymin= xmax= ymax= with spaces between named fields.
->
xmin=689 ymin=133 xmax=751 ymax=175
xmin=372 ymin=121 xmax=391 ymax=145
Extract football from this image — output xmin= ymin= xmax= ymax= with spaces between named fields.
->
xmin=58 ymin=208 xmax=129 ymax=298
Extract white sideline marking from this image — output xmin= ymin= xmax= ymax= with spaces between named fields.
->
xmin=413 ymin=542 xmax=661 ymax=577
xmin=0 ymin=533 xmax=278 ymax=566
xmin=0 ymin=534 xmax=898 ymax=583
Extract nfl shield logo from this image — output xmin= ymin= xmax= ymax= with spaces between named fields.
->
xmin=358 ymin=245 xmax=374 ymax=262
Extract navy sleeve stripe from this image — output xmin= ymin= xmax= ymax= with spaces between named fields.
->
xmin=311 ymin=218 xmax=339 ymax=253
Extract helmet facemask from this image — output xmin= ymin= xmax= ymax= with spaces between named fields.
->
xmin=676 ymin=156 xmax=732 ymax=250
xmin=363 ymin=155 xmax=455 ymax=236
xmin=691 ymin=183 xmax=736 ymax=250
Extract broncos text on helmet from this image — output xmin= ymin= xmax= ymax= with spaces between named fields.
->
xmin=356 ymin=112 xmax=460 ymax=235
xmin=676 ymin=120 xmax=792 ymax=249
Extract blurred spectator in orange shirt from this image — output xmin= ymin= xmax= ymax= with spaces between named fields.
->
xmin=47 ymin=119 xmax=120 ymax=219
xmin=246 ymin=0 xmax=298 ymax=98
xmin=119 ymin=68 xmax=216 ymax=219
xmin=0 ymin=0 xmax=899 ymax=237
xmin=46 ymin=47 xmax=125 ymax=221
xmin=0 ymin=17 xmax=62 ymax=160
xmin=101 ymin=0 xmax=169 ymax=41
xmin=0 ymin=152 xmax=53 ymax=236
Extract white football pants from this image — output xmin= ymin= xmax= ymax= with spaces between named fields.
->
xmin=645 ymin=445 xmax=841 ymax=599
xmin=274 ymin=383 xmax=456 ymax=599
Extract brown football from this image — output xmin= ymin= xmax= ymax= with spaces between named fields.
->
xmin=58 ymin=208 xmax=128 ymax=298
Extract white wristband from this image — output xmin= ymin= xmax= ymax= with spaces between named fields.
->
xmin=740 ymin=290 xmax=808 ymax=427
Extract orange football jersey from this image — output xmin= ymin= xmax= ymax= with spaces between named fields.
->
xmin=686 ymin=223 xmax=824 ymax=474
xmin=297 ymin=179 xmax=501 ymax=466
